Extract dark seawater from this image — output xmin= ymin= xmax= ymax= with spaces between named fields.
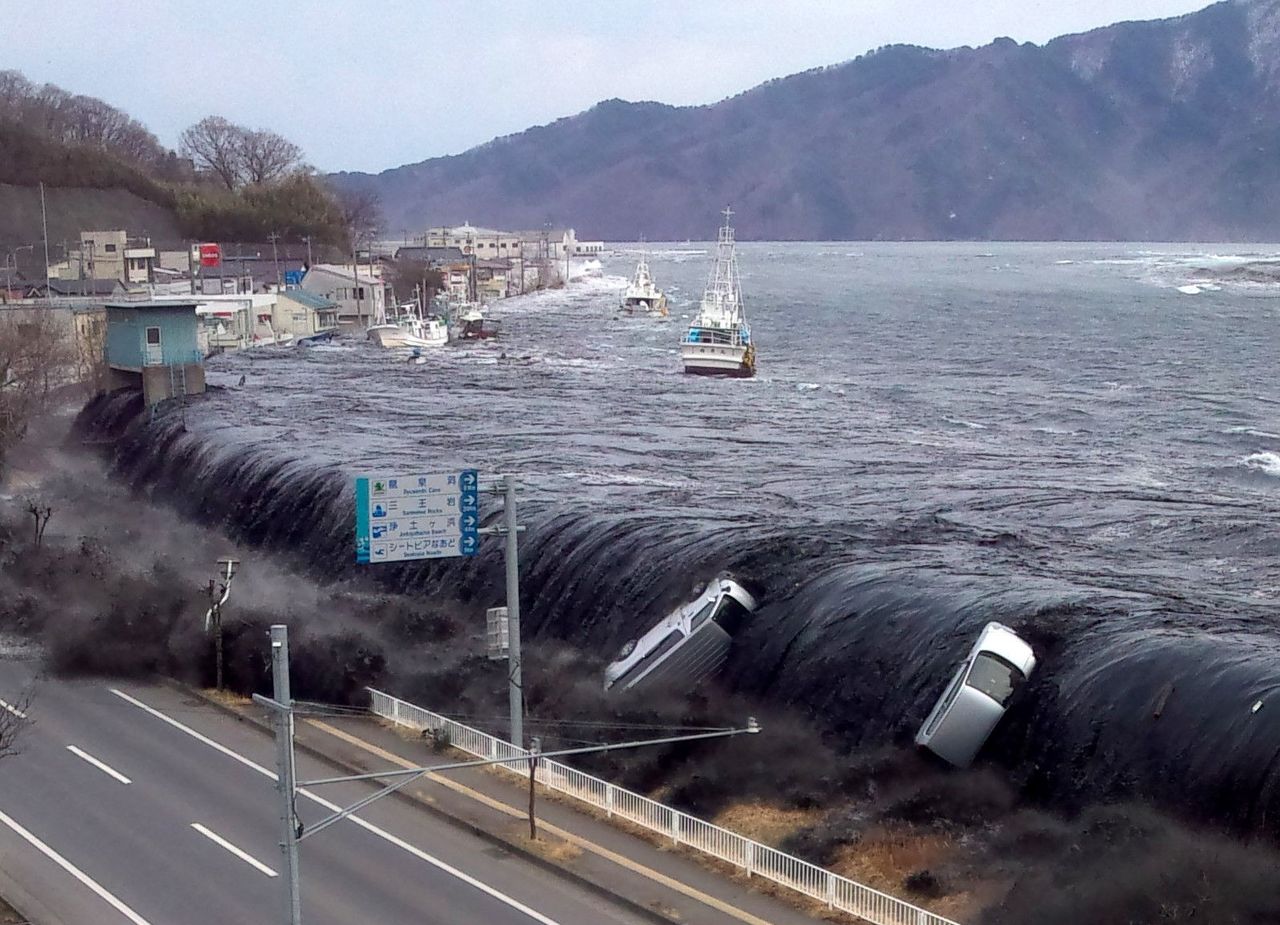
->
xmin=81 ymin=242 xmax=1280 ymax=833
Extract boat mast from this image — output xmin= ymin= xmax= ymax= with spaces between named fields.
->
xmin=702 ymin=207 xmax=741 ymax=318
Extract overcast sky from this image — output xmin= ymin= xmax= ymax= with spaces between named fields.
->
xmin=11 ymin=0 xmax=1212 ymax=174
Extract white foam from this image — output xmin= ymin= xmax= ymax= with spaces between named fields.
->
xmin=944 ymin=417 xmax=987 ymax=430
xmin=1242 ymin=452 xmax=1280 ymax=477
xmin=1177 ymin=284 xmax=1203 ymax=294
xmin=1226 ymin=426 xmax=1280 ymax=440
xmin=797 ymin=382 xmax=821 ymax=392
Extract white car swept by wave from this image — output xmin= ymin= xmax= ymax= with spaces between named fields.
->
xmin=604 ymin=578 xmax=757 ymax=694
xmin=915 ymin=621 xmax=1036 ymax=768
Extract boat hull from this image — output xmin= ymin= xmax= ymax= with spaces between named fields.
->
xmin=368 ymin=325 xmax=448 ymax=349
xmin=622 ymin=295 xmax=669 ymax=315
xmin=680 ymin=342 xmax=755 ymax=377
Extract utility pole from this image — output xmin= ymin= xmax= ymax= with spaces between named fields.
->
xmin=477 ymin=475 xmax=524 ymax=746
xmin=502 ymin=475 xmax=523 ymax=747
xmin=302 ymin=235 xmax=313 ymax=269
xmin=268 ymin=232 xmax=282 ymax=288
xmin=204 ymin=557 xmax=238 ymax=690
xmin=39 ymin=182 xmax=51 ymax=305
xmin=268 ymin=625 xmax=302 ymax=925
xmin=351 ymin=234 xmax=363 ymax=330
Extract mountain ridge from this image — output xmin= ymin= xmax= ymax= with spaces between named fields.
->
xmin=332 ymin=0 xmax=1280 ymax=240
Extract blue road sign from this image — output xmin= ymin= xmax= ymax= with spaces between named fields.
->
xmin=355 ymin=469 xmax=480 ymax=563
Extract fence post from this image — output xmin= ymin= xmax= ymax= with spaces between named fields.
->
xmin=670 ymin=809 xmax=680 ymax=846
xmin=605 ymin=784 xmax=614 ymax=818
xmin=745 ymin=841 xmax=754 ymax=879
xmin=391 ymin=697 xmax=401 ymax=724
xmin=826 ymin=874 xmax=836 ymax=910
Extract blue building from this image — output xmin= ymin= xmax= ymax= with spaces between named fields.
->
xmin=104 ymin=300 xmax=205 ymax=406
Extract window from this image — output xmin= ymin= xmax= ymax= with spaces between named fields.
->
xmin=711 ymin=596 xmax=752 ymax=634
xmin=145 ymin=327 xmax=161 ymax=346
xmin=689 ymin=601 xmax=717 ymax=633
xmin=104 ymin=243 xmax=117 ymax=253
xmin=356 ymin=287 xmax=366 ymax=299
xmin=966 ymin=654 xmax=1025 ymax=707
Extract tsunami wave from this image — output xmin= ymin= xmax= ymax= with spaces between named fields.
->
xmin=74 ymin=389 xmax=1280 ymax=838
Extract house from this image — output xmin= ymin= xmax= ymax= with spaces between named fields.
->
xmin=300 ymin=263 xmax=388 ymax=330
xmin=392 ymin=245 xmax=467 ymax=268
xmin=193 ymin=293 xmax=282 ymax=352
xmin=273 ymin=289 xmax=339 ymax=343
xmin=425 ymin=224 xmax=524 ymax=260
xmin=473 ymin=258 xmax=510 ymax=301
xmin=104 ymin=300 xmax=205 ymax=406
xmin=77 ymin=231 xmax=157 ymax=284
xmin=518 ymin=227 xmax=604 ymax=260
xmin=29 ymin=278 xmax=127 ymax=300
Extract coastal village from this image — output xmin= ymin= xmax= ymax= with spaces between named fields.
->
xmin=0 ymin=222 xmax=607 ymax=403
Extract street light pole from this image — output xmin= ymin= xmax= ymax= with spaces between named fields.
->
xmin=269 ymin=625 xmax=302 ymax=925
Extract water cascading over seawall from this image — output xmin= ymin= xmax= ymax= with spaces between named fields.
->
xmin=75 ymin=389 xmax=1280 ymax=838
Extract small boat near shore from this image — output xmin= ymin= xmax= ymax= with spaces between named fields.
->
xmin=620 ymin=252 xmax=669 ymax=315
xmin=679 ymin=207 xmax=755 ymax=377
xmin=367 ymin=300 xmax=449 ymax=349
xmin=451 ymin=302 xmax=500 ymax=340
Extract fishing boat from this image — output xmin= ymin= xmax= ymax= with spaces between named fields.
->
xmin=679 ymin=208 xmax=755 ymax=377
xmin=367 ymin=300 xmax=449 ymax=349
xmin=620 ymin=252 xmax=669 ymax=315
xmin=451 ymin=302 xmax=500 ymax=340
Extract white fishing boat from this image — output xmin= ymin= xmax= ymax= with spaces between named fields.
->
xmin=620 ymin=252 xmax=669 ymax=315
xmin=679 ymin=207 xmax=755 ymax=377
xmin=367 ymin=300 xmax=449 ymax=349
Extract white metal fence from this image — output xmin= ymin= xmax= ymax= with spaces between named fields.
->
xmin=367 ymin=688 xmax=960 ymax=925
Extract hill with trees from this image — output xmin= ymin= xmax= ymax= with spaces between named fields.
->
xmin=331 ymin=0 xmax=1280 ymax=240
xmin=0 ymin=71 xmax=359 ymax=254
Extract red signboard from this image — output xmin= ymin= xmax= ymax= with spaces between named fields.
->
xmin=199 ymin=243 xmax=222 ymax=268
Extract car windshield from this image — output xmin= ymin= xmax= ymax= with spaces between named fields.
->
xmin=965 ymin=653 xmax=1025 ymax=707
xmin=711 ymin=595 xmax=752 ymax=634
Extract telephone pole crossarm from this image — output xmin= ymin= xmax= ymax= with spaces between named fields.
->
xmin=292 ymin=721 xmax=762 ymax=840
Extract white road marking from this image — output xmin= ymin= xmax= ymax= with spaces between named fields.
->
xmin=191 ymin=823 xmax=277 ymax=878
xmin=110 ymin=688 xmax=563 ymax=925
xmin=67 ymin=745 xmax=132 ymax=785
xmin=0 ymin=807 xmax=153 ymax=925
xmin=0 ymin=699 xmax=27 ymax=719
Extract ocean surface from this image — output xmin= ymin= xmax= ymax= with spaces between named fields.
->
xmin=86 ymin=242 xmax=1280 ymax=832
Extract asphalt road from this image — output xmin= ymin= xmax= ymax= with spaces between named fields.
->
xmin=0 ymin=663 xmax=655 ymax=925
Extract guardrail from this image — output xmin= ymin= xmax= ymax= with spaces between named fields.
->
xmin=367 ymin=687 xmax=960 ymax=925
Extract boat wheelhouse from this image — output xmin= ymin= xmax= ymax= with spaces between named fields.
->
xmin=620 ymin=253 xmax=669 ymax=315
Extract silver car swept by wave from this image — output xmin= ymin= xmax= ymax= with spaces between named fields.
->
xmin=603 ymin=578 xmax=758 ymax=694
xmin=915 ymin=621 xmax=1036 ymax=768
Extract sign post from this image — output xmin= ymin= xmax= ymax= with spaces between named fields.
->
xmin=354 ymin=469 xmax=523 ymax=743
xmin=354 ymin=469 xmax=480 ymax=563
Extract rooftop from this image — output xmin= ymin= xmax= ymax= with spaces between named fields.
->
xmin=278 ymin=288 xmax=338 ymax=311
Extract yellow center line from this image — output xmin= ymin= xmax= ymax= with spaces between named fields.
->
xmin=305 ymin=719 xmax=776 ymax=925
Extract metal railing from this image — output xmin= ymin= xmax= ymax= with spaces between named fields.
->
xmin=367 ymin=688 xmax=961 ymax=925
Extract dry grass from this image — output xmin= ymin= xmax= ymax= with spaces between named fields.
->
xmin=713 ymin=801 xmax=823 ymax=848
xmin=513 ymin=829 xmax=583 ymax=864
xmin=201 ymin=687 xmax=252 ymax=708
xmin=829 ymin=828 xmax=986 ymax=922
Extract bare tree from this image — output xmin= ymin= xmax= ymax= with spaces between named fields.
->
xmin=239 ymin=129 xmax=304 ymax=185
xmin=0 ymin=311 xmax=73 ymax=478
xmin=23 ymin=498 xmax=52 ymax=547
xmin=338 ymin=187 xmax=385 ymax=243
xmin=0 ymin=689 xmax=31 ymax=762
xmin=180 ymin=116 xmax=245 ymax=190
